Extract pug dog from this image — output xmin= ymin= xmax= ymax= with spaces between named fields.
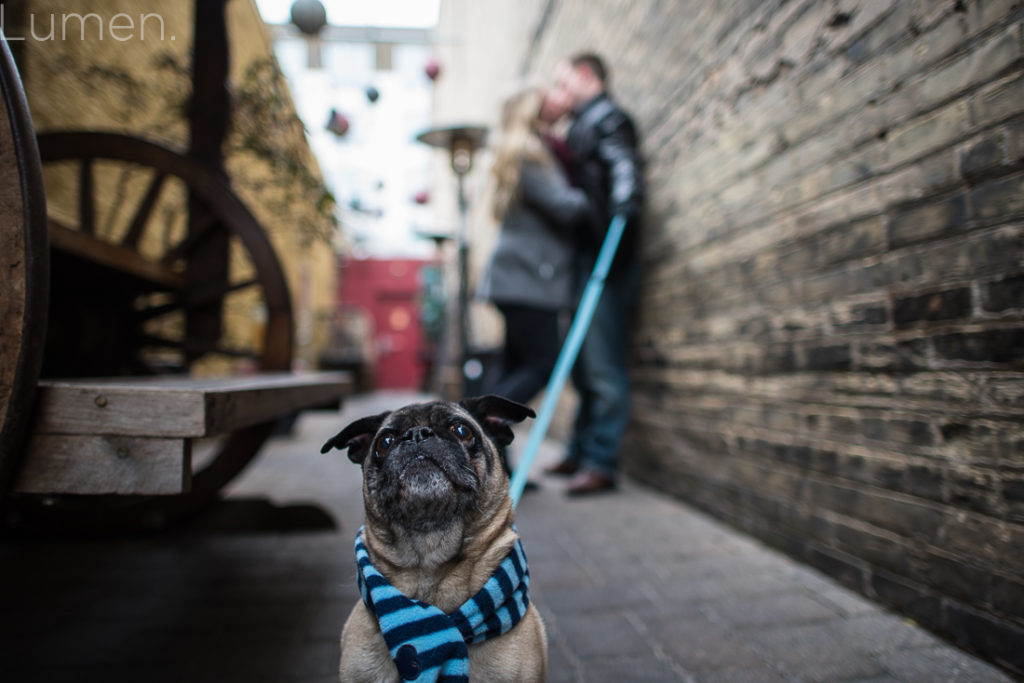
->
xmin=322 ymin=395 xmax=547 ymax=682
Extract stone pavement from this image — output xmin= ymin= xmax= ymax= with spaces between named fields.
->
xmin=0 ymin=391 xmax=1015 ymax=682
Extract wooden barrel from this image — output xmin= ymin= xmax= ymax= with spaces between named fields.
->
xmin=0 ymin=33 xmax=48 ymax=497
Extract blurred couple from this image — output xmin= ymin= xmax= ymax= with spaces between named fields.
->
xmin=478 ymin=53 xmax=644 ymax=496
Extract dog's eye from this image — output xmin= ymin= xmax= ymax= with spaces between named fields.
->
xmin=375 ymin=433 xmax=396 ymax=457
xmin=450 ymin=422 xmax=473 ymax=442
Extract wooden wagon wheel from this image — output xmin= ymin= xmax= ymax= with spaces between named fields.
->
xmin=0 ymin=35 xmax=48 ymax=500
xmin=16 ymin=131 xmax=296 ymax=529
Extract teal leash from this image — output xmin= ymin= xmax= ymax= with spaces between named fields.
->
xmin=509 ymin=214 xmax=627 ymax=507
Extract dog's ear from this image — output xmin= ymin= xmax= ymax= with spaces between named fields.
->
xmin=459 ymin=395 xmax=536 ymax=447
xmin=321 ymin=411 xmax=391 ymax=464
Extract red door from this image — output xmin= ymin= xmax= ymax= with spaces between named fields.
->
xmin=337 ymin=258 xmax=429 ymax=389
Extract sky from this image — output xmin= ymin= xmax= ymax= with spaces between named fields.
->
xmin=254 ymin=0 xmax=440 ymax=28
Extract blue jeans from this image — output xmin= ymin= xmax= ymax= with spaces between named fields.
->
xmin=566 ymin=258 xmax=639 ymax=480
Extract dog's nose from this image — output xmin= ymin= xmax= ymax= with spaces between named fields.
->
xmin=405 ymin=426 xmax=434 ymax=443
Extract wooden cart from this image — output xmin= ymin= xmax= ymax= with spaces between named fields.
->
xmin=0 ymin=10 xmax=348 ymax=530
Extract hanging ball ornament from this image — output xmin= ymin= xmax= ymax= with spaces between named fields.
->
xmin=291 ymin=0 xmax=327 ymax=35
xmin=365 ymin=85 xmax=380 ymax=103
xmin=326 ymin=109 xmax=349 ymax=137
xmin=424 ymin=57 xmax=441 ymax=81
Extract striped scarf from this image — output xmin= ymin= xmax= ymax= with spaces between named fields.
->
xmin=354 ymin=526 xmax=531 ymax=682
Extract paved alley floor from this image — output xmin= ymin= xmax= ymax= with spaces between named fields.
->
xmin=0 ymin=391 xmax=1016 ymax=682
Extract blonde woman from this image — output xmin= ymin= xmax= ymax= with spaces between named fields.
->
xmin=479 ymin=85 xmax=593 ymax=419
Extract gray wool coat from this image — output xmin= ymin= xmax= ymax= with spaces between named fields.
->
xmin=479 ymin=161 xmax=592 ymax=311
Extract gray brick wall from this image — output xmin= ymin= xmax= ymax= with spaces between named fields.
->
xmin=521 ymin=0 xmax=1024 ymax=674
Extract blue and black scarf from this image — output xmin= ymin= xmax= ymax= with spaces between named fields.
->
xmin=354 ymin=526 xmax=531 ymax=682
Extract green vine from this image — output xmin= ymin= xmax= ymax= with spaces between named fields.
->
xmin=227 ymin=57 xmax=338 ymax=247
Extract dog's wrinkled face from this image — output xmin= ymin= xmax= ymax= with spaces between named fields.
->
xmin=322 ymin=396 xmax=535 ymax=533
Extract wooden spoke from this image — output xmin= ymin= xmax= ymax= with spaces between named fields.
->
xmin=139 ymin=332 xmax=255 ymax=361
xmin=138 ymin=332 xmax=185 ymax=350
xmin=49 ymin=219 xmax=186 ymax=290
xmin=161 ymin=212 xmax=217 ymax=264
xmin=186 ymin=340 xmax=256 ymax=359
xmin=133 ymin=278 xmax=258 ymax=321
xmin=133 ymin=299 xmax=183 ymax=322
xmin=184 ymin=278 xmax=259 ymax=308
xmin=121 ymin=171 xmax=168 ymax=249
xmin=79 ymin=157 xmax=95 ymax=234
xmin=134 ymin=303 xmax=179 ymax=322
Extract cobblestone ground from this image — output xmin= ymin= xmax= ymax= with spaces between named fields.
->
xmin=0 ymin=391 xmax=1015 ymax=682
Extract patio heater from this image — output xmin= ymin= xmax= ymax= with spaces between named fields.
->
xmin=415 ymin=125 xmax=487 ymax=398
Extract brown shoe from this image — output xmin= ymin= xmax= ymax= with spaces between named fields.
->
xmin=566 ymin=470 xmax=615 ymax=496
xmin=545 ymin=459 xmax=580 ymax=476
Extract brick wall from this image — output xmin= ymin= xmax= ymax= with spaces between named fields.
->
xmin=519 ymin=0 xmax=1024 ymax=674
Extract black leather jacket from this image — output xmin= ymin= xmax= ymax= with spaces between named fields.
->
xmin=566 ymin=93 xmax=644 ymax=268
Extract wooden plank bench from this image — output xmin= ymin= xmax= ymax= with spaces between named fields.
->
xmin=15 ymin=372 xmax=351 ymax=496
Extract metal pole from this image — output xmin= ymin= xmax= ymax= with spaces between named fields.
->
xmin=509 ymin=214 xmax=627 ymax=507
xmin=456 ymin=171 xmax=470 ymax=385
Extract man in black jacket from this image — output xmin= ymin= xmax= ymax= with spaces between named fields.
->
xmin=546 ymin=53 xmax=644 ymax=495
